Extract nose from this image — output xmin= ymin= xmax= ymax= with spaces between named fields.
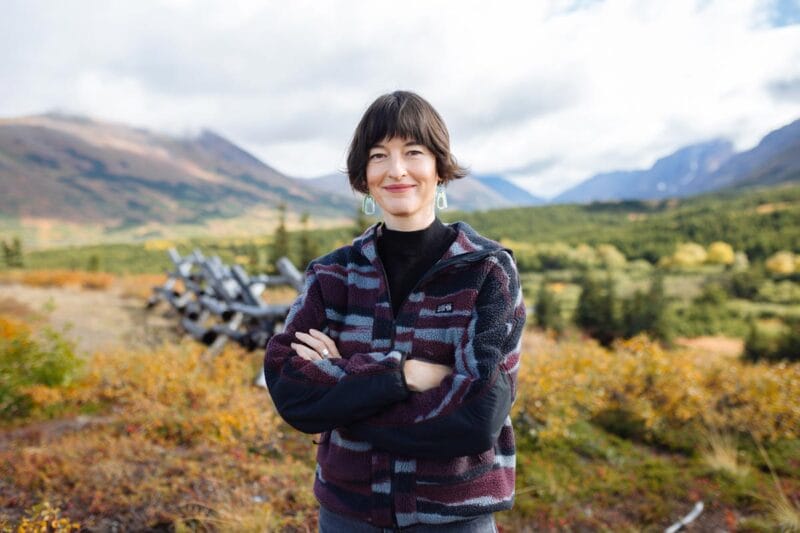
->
xmin=387 ymin=154 xmax=406 ymax=179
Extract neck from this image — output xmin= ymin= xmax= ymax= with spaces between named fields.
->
xmin=383 ymin=210 xmax=436 ymax=232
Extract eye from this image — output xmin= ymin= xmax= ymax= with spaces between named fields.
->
xmin=368 ymin=152 xmax=386 ymax=161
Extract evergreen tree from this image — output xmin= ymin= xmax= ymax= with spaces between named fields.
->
xmin=353 ymin=203 xmax=374 ymax=237
xmin=87 ymin=254 xmax=100 ymax=272
xmin=534 ymin=280 xmax=563 ymax=333
xmin=2 ymin=237 xmax=24 ymax=268
xmin=574 ymin=270 xmax=619 ymax=347
xmin=271 ymin=203 xmax=290 ymax=262
xmin=622 ymin=268 xmax=670 ymax=342
xmin=298 ymin=212 xmax=321 ymax=268
xmin=646 ymin=269 xmax=671 ymax=342
xmin=12 ymin=237 xmax=23 ymax=267
xmin=1 ymin=240 xmax=9 ymax=268
xmin=622 ymin=289 xmax=650 ymax=338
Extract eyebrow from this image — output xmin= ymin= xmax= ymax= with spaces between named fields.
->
xmin=371 ymin=139 xmax=422 ymax=149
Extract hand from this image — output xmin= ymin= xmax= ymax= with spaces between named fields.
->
xmin=291 ymin=329 xmax=341 ymax=361
xmin=403 ymin=359 xmax=453 ymax=392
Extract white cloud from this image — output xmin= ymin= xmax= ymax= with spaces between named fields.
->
xmin=1 ymin=0 xmax=799 ymax=198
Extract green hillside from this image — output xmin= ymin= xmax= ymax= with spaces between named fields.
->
xmin=5 ymin=183 xmax=798 ymax=275
xmin=442 ymin=183 xmax=800 ymax=263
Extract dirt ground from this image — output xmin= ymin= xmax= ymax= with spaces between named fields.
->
xmin=0 ymin=283 xmax=178 ymax=356
xmin=1 ymin=281 xmax=746 ymax=361
xmin=674 ymin=335 xmax=744 ymax=358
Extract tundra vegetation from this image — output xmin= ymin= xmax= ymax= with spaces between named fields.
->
xmin=1 ymin=184 xmax=798 ymax=530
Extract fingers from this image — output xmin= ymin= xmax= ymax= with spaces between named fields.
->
xmin=291 ymin=342 xmax=322 ymax=361
xmin=294 ymin=331 xmax=326 ymax=354
xmin=308 ymin=329 xmax=340 ymax=357
xmin=292 ymin=329 xmax=341 ymax=360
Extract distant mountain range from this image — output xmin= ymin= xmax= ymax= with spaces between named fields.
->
xmin=553 ymin=118 xmax=800 ymax=203
xmin=0 ymin=113 xmax=352 ymax=228
xmin=1 ymin=113 xmax=798 ymax=241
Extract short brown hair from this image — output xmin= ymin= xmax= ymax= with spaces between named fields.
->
xmin=346 ymin=91 xmax=468 ymax=194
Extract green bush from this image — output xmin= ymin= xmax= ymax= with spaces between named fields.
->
xmin=725 ymin=265 xmax=766 ymax=299
xmin=743 ymin=319 xmax=800 ymax=363
xmin=757 ymin=280 xmax=800 ymax=305
xmin=668 ymin=283 xmax=751 ymax=337
xmin=620 ymin=270 xmax=672 ymax=342
xmin=534 ymin=280 xmax=564 ymax=333
xmin=0 ymin=320 xmax=82 ymax=419
xmin=574 ymin=271 xmax=620 ymax=347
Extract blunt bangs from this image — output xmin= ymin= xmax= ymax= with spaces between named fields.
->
xmin=347 ymin=91 xmax=467 ymax=194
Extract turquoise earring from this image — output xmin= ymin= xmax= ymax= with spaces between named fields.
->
xmin=362 ymin=193 xmax=375 ymax=215
xmin=435 ymin=185 xmax=448 ymax=210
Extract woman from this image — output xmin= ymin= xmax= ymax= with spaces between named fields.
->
xmin=265 ymin=91 xmax=526 ymax=532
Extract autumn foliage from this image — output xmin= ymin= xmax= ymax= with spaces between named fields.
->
xmin=2 ymin=317 xmax=799 ymax=529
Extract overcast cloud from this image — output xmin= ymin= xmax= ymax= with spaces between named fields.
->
xmin=1 ymin=0 xmax=799 ymax=198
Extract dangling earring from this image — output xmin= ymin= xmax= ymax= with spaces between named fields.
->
xmin=362 ymin=193 xmax=375 ymax=215
xmin=435 ymin=184 xmax=448 ymax=210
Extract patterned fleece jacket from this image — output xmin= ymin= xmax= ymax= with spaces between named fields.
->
xmin=264 ymin=221 xmax=526 ymax=528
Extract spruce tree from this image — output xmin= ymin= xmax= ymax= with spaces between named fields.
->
xmin=1 ymin=239 xmax=10 ymax=268
xmin=646 ymin=269 xmax=671 ymax=342
xmin=621 ymin=269 xmax=670 ymax=342
xmin=271 ymin=203 xmax=290 ymax=262
xmin=298 ymin=212 xmax=321 ymax=268
xmin=574 ymin=270 xmax=618 ymax=347
xmin=1 ymin=237 xmax=24 ymax=268
xmin=535 ymin=280 xmax=563 ymax=333
xmin=353 ymin=203 xmax=374 ymax=237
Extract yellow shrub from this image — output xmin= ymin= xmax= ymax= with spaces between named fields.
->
xmin=0 ymin=316 xmax=30 ymax=340
xmin=707 ymin=241 xmax=735 ymax=265
xmin=514 ymin=334 xmax=800 ymax=442
xmin=766 ymin=251 xmax=796 ymax=275
xmin=117 ymin=273 xmax=170 ymax=300
xmin=596 ymin=244 xmax=627 ymax=268
xmin=143 ymin=239 xmax=175 ymax=251
xmin=670 ymin=242 xmax=708 ymax=267
xmin=33 ymin=341 xmax=280 ymax=447
xmin=15 ymin=501 xmax=80 ymax=532
xmin=19 ymin=270 xmax=115 ymax=290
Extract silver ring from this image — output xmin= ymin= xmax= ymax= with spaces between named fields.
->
xmin=321 ymin=348 xmax=330 ymax=358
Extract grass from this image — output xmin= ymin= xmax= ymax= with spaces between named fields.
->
xmin=2 ymin=284 xmax=800 ymax=530
xmin=700 ymin=430 xmax=750 ymax=480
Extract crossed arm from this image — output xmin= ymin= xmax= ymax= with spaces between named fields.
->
xmin=291 ymin=328 xmax=452 ymax=393
xmin=264 ymin=256 xmax=525 ymax=458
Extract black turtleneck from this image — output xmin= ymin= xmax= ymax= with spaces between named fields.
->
xmin=377 ymin=218 xmax=457 ymax=317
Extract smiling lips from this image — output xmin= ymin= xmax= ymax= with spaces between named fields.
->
xmin=383 ymin=184 xmax=416 ymax=192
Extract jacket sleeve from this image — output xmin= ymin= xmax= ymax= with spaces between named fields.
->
xmin=347 ymin=252 xmax=526 ymax=459
xmin=264 ymin=267 xmax=410 ymax=434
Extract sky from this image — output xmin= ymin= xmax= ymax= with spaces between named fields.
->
xmin=2 ymin=0 xmax=800 ymax=198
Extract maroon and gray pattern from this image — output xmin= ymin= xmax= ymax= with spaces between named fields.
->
xmin=265 ymin=221 xmax=525 ymax=528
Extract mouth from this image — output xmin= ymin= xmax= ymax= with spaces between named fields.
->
xmin=383 ymin=184 xmax=416 ymax=192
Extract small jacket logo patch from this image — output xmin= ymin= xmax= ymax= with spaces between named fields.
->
xmin=436 ymin=303 xmax=453 ymax=314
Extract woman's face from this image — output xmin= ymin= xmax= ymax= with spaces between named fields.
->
xmin=366 ymin=136 xmax=439 ymax=231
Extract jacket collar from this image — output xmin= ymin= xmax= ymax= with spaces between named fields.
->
xmin=352 ymin=220 xmax=504 ymax=266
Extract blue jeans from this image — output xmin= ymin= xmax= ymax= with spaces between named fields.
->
xmin=318 ymin=506 xmax=498 ymax=532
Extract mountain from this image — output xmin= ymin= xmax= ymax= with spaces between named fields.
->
xmin=685 ymin=118 xmax=800 ymax=194
xmin=304 ymin=173 xmax=545 ymax=211
xmin=554 ymin=139 xmax=734 ymax=203
xmin=475 ymin=175 xmax=545 ymax=206
xmin=0 ymin=113 xmax=353 ymax=228
xmin=553 ymin=118 xmax=800 ymax=204
xmin=305 ymin=173 xmax=357 ymax=198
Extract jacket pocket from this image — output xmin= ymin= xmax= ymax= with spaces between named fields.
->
xmin=415 ymin=447 xmax=496 ymax=486
xmin=414 ymin=445 xmax=515 ymax=506
xmin=316 ymin=428 xmax=372 ymax=483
